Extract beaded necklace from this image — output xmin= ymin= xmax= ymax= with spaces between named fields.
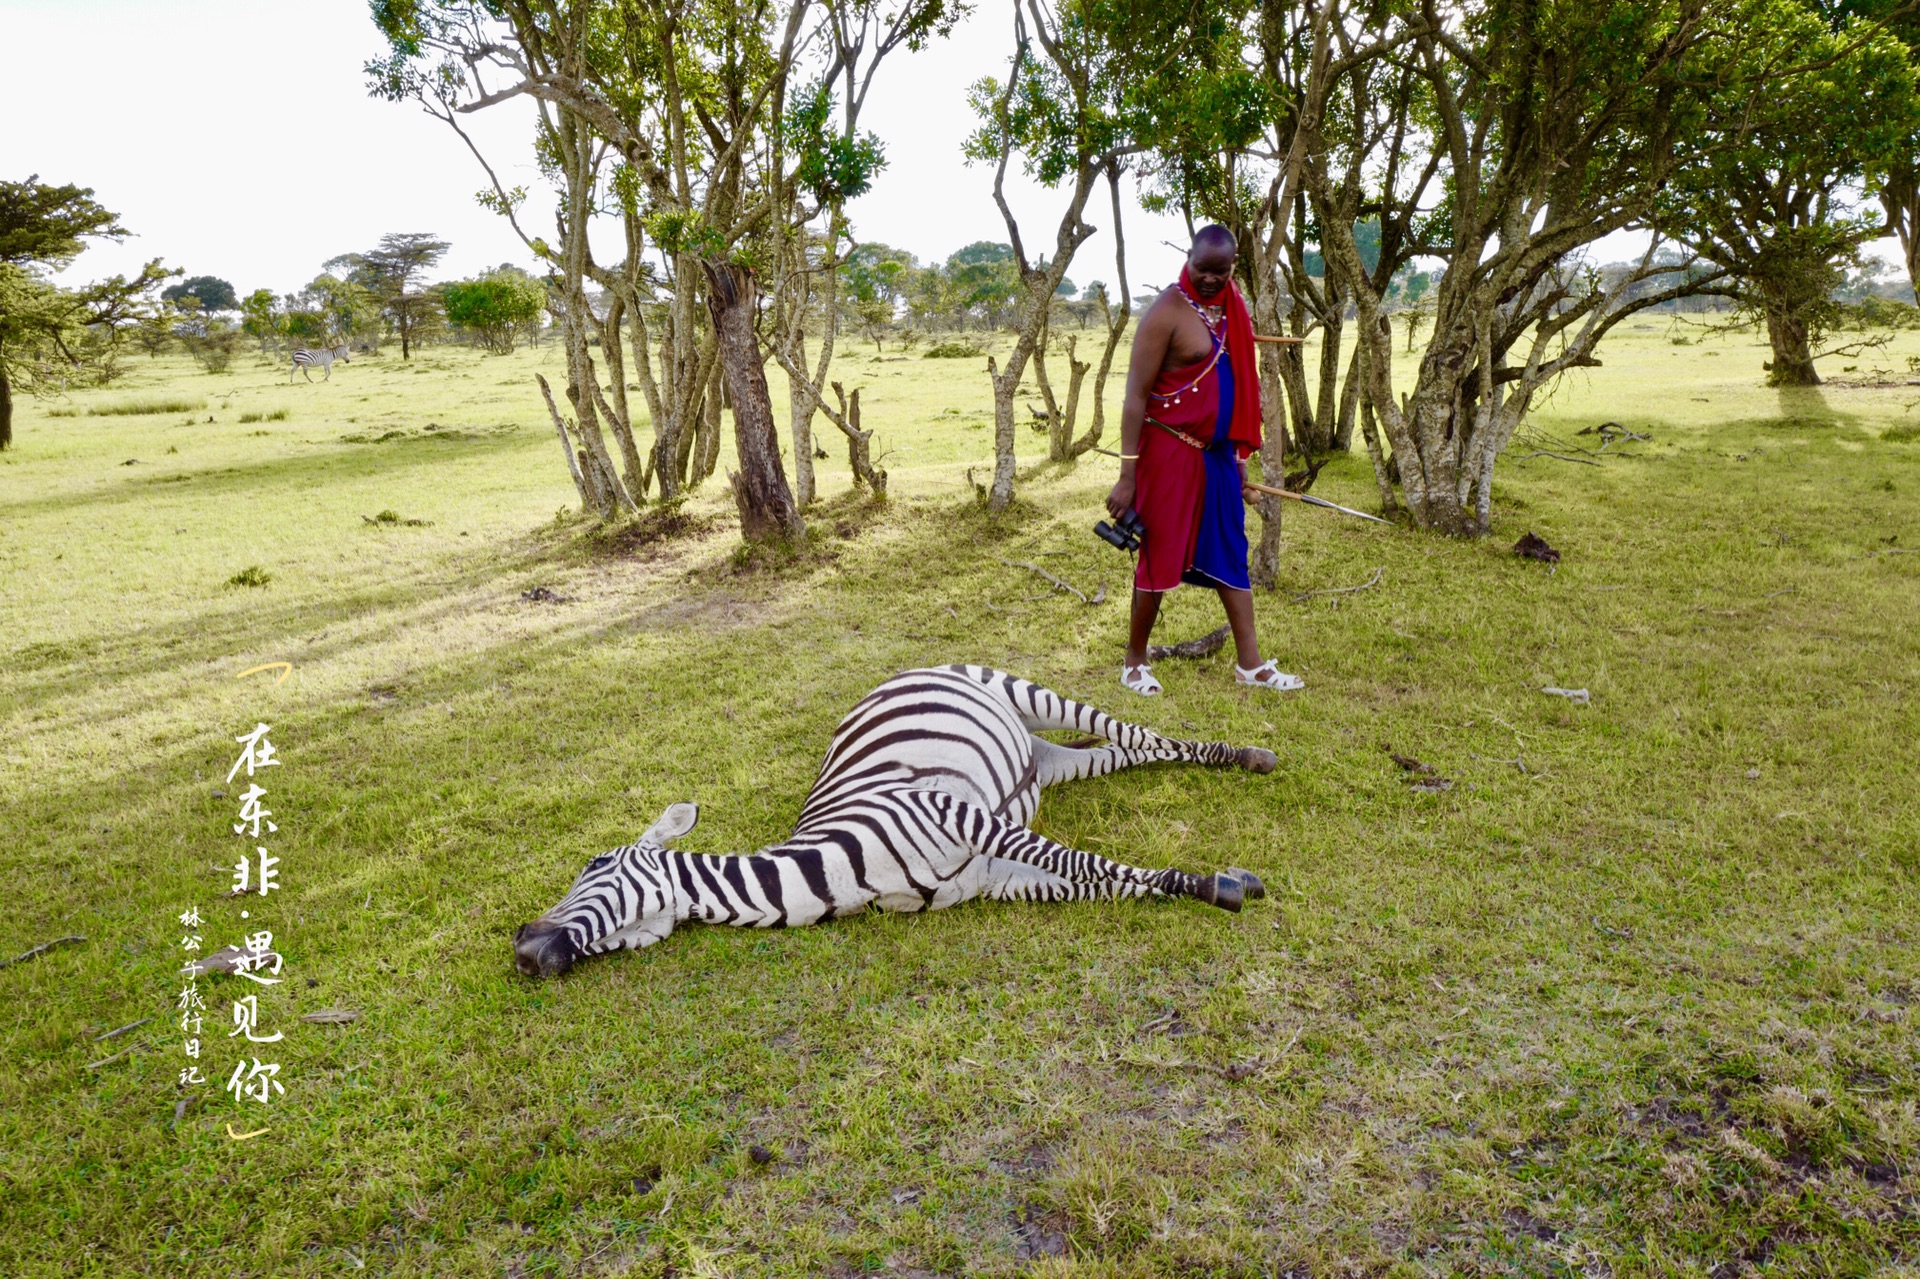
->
xmin=1147 ymin=291 xmax=1227 ymax=407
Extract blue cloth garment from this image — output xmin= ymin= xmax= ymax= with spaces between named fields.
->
xmin=1182 ymin=344 xmax=1253 ymax=590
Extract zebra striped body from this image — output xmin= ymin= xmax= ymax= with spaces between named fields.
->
xmin=289 ymin=343 xmax=350 ymax=382
xmin=513 ymin=665 xmax=1275 ymax=976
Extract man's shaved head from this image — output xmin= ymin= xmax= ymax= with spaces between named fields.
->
xmin=1187 ymin=224 xmax=1238 ymax=299
xmin=1192 ymin=224 xmax=1237 ymax=257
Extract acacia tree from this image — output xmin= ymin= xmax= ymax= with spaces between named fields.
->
xmin=162 ymin=275 xmax=238 ymax=311
xmin=370 ymin=0 xmax=945 ymax=536
xmin=966 ymin=0 xmax=1154 ymax=510
xmin=1294 ymin=0 xmax=1752 ymax=536
xmin=1656 ymin=2 xmax=1920 ymax=384
xmin=339 ymin=232 xmax=450 ymax=359
xmin=1122 ymin=0 xmax=1343 ymax=579
xmin=0 ymin=176 xmax=169 ymax=450
xmin=763 ymin=2 xmax=959 ymax=507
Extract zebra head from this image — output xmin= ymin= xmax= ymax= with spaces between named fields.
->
xmin=333 ymin=344 xmax=351 ymax=362
xmin=511 ymin=802 xmax=696 ymax=977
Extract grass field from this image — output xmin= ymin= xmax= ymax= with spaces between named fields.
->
xmin=2 ymin=321 xmax=1917 ymax=1277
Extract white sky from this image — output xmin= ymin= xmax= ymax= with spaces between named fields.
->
xmin=0 ymin=0 xmax=1194 ymax=299
xmin=2 ymin=1 xmax=1898 ymax=297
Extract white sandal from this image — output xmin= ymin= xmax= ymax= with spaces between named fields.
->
xmin=1121 ymin=663 xmax=1163 ymax=696
xmin=1235 ymin=659 xmax=1304 ymax=692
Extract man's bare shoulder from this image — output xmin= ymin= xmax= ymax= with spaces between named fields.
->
xmin=1144 ymin=285 xmax=1188 ymax=322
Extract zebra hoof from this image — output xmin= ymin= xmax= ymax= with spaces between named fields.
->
xmin=1206 ymin=873 xmax=1244 ymax=913
xmin=1224 ymin=867 xmax=1267 ymax=900
xmin=1237 ymin=747 xmax=1278 ymax=774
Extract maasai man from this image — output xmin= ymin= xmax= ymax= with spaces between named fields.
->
xmin=1104 ymin=224 xmax=1304 ymax=696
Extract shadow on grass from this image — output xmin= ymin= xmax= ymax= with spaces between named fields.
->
xmin=0 ymin=426 xmax=535 ymax=522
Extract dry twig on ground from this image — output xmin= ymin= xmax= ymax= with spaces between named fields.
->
xmin=1293 ymin=567 xmax=1384 ymax=602
xmin=0 ymin=935 xmax=85 ymax=969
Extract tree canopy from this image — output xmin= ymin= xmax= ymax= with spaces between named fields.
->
xmin=161 ymin=275 xmax=238 ymax=312
xmin=0 ymin=176 xmax=168 ymax=450
xmin=441 ymin=268 xmax=547 ymax=354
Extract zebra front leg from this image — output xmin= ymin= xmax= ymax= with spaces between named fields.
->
xmin=905 ymin=789 xmax=1249 ymax=912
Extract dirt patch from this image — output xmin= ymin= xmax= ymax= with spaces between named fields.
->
xmin=585 ymin=506 xmax=720 ymax=559
xmin=1010 ymin=1204 xmax=1070 ymax=1260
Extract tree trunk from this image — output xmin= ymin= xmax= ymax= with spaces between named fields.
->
xmin=788 ymin=331 xmax=816 ymax=506
xmin=1763 ymin=308 xmax=1820 ymax=386
xmin=0 ymin=362 xmax=12 ymax=452
xmin=1355 ymin=348 xmax=1399 ymax=517
xmin=1308 ymin=309 xmax=1343 ymax=452
xmin=830 ymin=383 xmax=886 ymax=495
xmin=703 ymin=261 xmax=803 ymax=544
xmin=986 ymin=354 xmax=1024 ymax=509
xmin=1249 ymin=280 xmax=1288 ymax=588
xmin=1880 ymin=168 xmax=1920 ymax=302
xmin=537 ymin=374 xmax=591 ymax=509
xmin=596 ymin=293 xmax=648 ymax=501
xmin=1332 ymin=337 xmax=1364 ymax=451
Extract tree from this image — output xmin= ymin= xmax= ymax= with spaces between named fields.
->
xmin=442 ymin=268 xmax=547 ymax=353
xmin=171 ymin=298 xmax=242 ymax=372
xmin=370 ymin=0 xmax=949 ymax=531
xmin=162 ymin=275 xmax=238 ymax=311
xmin=0 ymin=176 xmax=169 ymax=450
xmin=966 ymin=0 xmax=1163 ymax=508
xmin=331 ymin=233 xmax=448 ymax=359
xmin=842 ymin=242 xmax=913 ymax=351
xmin=1289 ymin=0 xmax=1756 ymax=536
xmin=238 ymin=288 xmax=284 ymax=352
xmin=1656 ymin=2 xmax=1920 ymax=384
xmin=946 ymin=241 xmax=1021 ymax=328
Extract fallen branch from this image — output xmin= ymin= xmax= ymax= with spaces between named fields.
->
xmin=85 ymin=1042 xmax=144 ymax=1070
xmin=1147 ymin=625 xmax=1230 ymax=661
xmin=1292 ymin=567 xmax=1384 ymax=602
xmin=1000 ymin=558 xmax=1092 ymax=604
xmin=93 ymin=1016 xmax=154 ymax=1042
xmin=0 ymin=935 xmax=86 ymax=969
xmin=1514 ymin=450 xmax=1602 ymax=466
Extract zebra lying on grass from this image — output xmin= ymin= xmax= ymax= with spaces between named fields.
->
xmin=289 ymin=343 xmax=350 ymax=383
xmin=513 ymin=665 xmax=1275 ymax=976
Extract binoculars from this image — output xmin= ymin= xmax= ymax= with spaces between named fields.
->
xmin=1094 ymin=507 xmax=1146 ymax=552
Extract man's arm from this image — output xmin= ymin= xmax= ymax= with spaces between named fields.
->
xmin=1106 ymin=294 xmax=1176 ymax=519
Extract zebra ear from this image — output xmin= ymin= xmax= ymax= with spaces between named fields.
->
xmin=644 ymin=802 xmax=699 ymax=845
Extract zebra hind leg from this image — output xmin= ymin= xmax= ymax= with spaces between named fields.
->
xmin=1000 ymin=674 xmax=1277 ymax=778
xmin=979 ymin=857 xmax=1157 ymax=905
xmin=911 ymin=790 xmax=1251 ymax=912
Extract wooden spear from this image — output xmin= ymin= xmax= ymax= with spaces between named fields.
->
xmin=1243 ymin=480 xmax=1390 ymax=524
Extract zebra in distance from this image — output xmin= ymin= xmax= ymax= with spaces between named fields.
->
xmin=513 ymin=665 xmax=1275 ymax=977
xmin=289 ymin=343 xmax=350 ymax=383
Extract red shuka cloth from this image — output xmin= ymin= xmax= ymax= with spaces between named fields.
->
xmin=1177 ymin=264 xmax=1261 ymax=453
xmin=1131 ymin=270 xmax=1263 ymax=592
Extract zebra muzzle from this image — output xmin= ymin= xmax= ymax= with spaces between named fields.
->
xmin=512 ymin=921 xmax=579 ymax=978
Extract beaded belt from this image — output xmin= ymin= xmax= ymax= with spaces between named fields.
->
xmin=1146 ymin=417 xmax=1208 ymax=449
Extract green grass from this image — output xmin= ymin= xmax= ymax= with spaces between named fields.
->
xmin=88 ymin=394 xmax=209 ymax=416
xmin=1 ymin=330 xmax=1917 ymax=1276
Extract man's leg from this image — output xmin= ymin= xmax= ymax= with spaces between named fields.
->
xmin=1217 ymin=584 xmax=1304 ymax=689
xmin=1123 ymin=587 xmax=1165 ymax=680
xmin=1216 ymin=586 xmax=1261 ymax=668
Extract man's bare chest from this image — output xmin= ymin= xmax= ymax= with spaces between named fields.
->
xmin=1161 ymin=296 xmax=1222 ymax=371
